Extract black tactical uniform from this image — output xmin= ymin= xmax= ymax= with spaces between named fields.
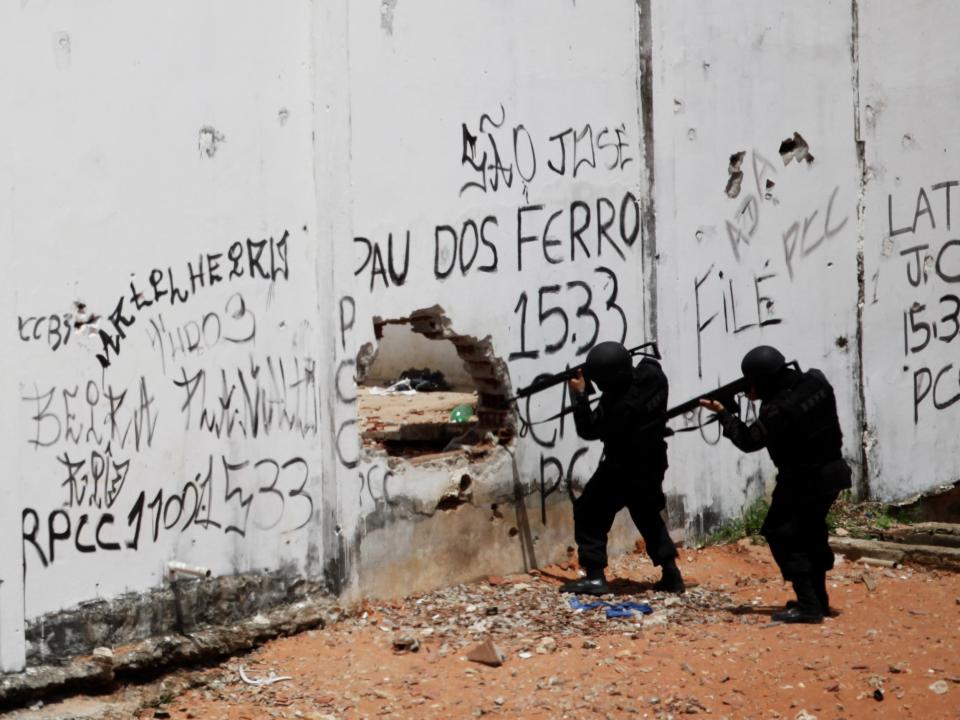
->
xmin=560 ymin=342 xmax=683 ymax=596
xmin=714 ymin=346 xmax=851 ymax=623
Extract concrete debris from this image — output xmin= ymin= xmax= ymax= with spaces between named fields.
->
xmin=534 ymin=637 xmax=557 ymax=654
xmin=830 ymin=536 xmax=960 ymax=570
xmin=391 ymin=634 xmax=420 ymax=653
xmin=881 ymin=522 xmax=960 ymax=549
xmin=861 ymin=574 xmax=878 ymax=592
xmin=861 ymin=557 xmax=898 ymax=568
xmin=929 ymin=679 xmax=949 ymax=695
xmin=466 ymin=640 xmax=506 ymax=667
xmin=795 ymin=711 xmax=817 ymax=720
xmin=350 ymin=573 xmax=730 ymax=657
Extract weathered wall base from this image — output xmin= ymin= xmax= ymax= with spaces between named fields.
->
xmin=350 ymin=471 xmax=645 ymax=601
xmin=889 ymin=482 xmax=960 ymax=524
xmin=26 ymin=569 xmax=329 ymax=667
xmin=1 ymin=594 xmax=340 ymax=711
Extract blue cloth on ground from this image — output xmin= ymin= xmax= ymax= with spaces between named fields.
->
xmin=568 ymin=598 xmax=653 ymax=618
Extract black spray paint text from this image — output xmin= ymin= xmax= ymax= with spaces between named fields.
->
xmin=97 ymin=231 xmax=290 ymax=368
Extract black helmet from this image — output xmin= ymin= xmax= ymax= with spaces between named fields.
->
xmin=585 ymin=341 xmax=632 ymax=391
xmin=741 ymin=345 xmax=786 ymax=394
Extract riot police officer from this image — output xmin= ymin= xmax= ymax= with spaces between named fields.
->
xmin=700 ymin=345 xmax=851 ymax=623
xmin=561 ymin=341 xmax=684 ymax=595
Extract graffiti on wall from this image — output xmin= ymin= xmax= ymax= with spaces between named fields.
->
xmin=888 ymin=181 xmax=960 ymax=424
xmin=18 ymin=230 xmax=318 ymax=574
xmin=336 ymin=105 xmax=645 ymax=516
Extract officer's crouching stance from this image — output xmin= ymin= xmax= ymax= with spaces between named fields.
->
xmin=700 ymin=346 xmax=852 ymax=624
xmin=560 ymin=342 xmax=685 ymax=596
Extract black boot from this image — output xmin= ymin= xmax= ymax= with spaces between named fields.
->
xmin=786 ymin=572 xmax=832 ymax=615
xmin=560 ymin=567 xmax=610 ymax=595
xmin=653 ymin=560 xmax=685 ymax=593
xmin=772 ymin=575 xmax=823 ymax=624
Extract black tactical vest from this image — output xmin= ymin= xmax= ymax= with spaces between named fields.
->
xmin=762 ymin=369 xmax=850 ymax=490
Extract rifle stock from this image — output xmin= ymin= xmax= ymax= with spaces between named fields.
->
xmin=664 ymin=376 xmax=749 ymax=420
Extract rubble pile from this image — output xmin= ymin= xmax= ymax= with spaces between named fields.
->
xmin=350 ymin=564 xmax=739 ymax=662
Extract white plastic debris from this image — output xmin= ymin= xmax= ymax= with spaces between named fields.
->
xmin=369 ymin=380 xmax=418 ymax=396
xmin=238 ymin=664 xmax=293 ymax=686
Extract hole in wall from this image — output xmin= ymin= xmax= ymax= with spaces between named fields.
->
xmin=725 ymin=151 xmax=746 ymax=198
xmin=356 ymin=305 xmax=513 ymax=459
xmin=778 ymin=132 xmax=814 ymax=166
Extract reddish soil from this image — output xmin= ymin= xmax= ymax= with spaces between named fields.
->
xmin=13 ymin=543 xmax=960 ymax=719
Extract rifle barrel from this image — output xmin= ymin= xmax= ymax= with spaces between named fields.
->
xmin=663 ymin=377 xmax=749 ymax=420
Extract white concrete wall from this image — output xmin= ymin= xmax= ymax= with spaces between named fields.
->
xmin=3 ymin=0 xmax=960 ymax=674
xmin=333 ymin=0 xmax=651 ymax=593
xmin=3 ymin=1 xmax=324 ymax=670
xmin=651 ymin=0 xmax=863 ymax=528
xmin=859 ymin=0 xmax=960 ymax=500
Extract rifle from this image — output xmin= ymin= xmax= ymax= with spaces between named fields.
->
xmin=510 ymin=342 xmax=662 ymax=401
xmin=663 ymin=376 xmax=749 ymax=420
xmin=663 ymin=360 xmax=799 ymax=422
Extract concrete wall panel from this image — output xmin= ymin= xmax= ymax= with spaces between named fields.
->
xmin=5 ymin=1 xmax=324 ymax=635
xmin=651 ymin=0 xmax=863 ymax=526
xmin=859 ymin=0 xmax=960 ymax=499
xmin=334 ymin=0 xmax=652 ymax=592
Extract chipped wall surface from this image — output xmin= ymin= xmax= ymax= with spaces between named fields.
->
xmin=651 ymin=0 xmax=863 ymax=524
xmin=3 ymin=0 xmax=960 ymax=674
xmin=333 ymin=0 xmax=649 ymax=597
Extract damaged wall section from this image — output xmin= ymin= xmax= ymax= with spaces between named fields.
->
xmin=356 ymin=306 xmax=513 ymax=457
xmin=336 ymin=0 xmax=649 ymax=602
xmin=7 ymin=0 xmax=960 ymax=678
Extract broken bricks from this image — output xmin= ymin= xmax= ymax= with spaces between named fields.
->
xmin=466 ymin=639 xmax=506 ymax=667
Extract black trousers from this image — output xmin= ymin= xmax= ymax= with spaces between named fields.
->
xmin=573 ymin=459 xmax=677 ymax=571
xmin=762 ymin=482 xmax=840 ymax=581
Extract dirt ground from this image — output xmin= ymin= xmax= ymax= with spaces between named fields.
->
xmin=10 ymin=542 xmax=959 ymax=720
xmin=357 ymin=388 xmax=477 ymax=435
